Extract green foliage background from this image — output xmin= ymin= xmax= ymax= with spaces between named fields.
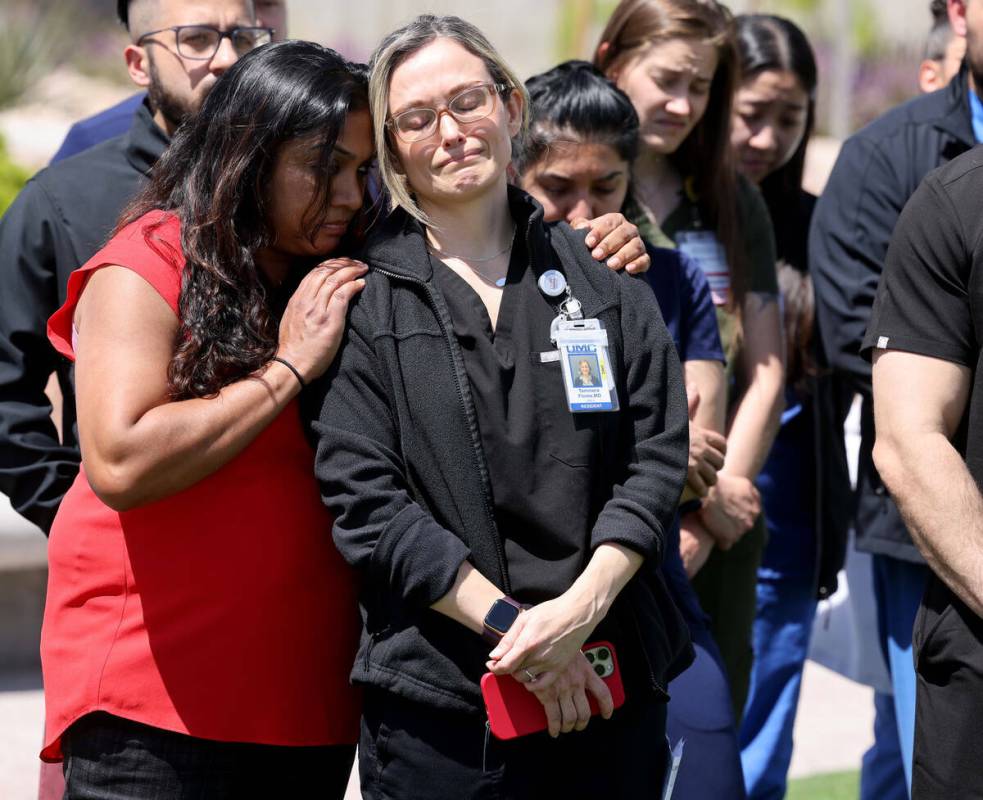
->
xmin=0 ymin=136 xmax=30 ymax=216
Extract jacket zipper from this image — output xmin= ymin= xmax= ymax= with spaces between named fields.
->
xmin=371 ymin=266 xmax=511 ymax=594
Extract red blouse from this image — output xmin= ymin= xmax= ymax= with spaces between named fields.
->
xmin=41 ymin=212 xmax=361 ymax=761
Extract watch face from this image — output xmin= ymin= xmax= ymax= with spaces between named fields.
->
xmin=485 ymin=599 xmax=521 ymax=634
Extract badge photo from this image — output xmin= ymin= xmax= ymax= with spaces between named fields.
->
xmin=554 ymin=320 xmax=619 ymax=413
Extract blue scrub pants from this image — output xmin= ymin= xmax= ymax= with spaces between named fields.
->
xmin=666 ymin=624 xmax=746 ymax=800
xmin=739 ymin=575 xmax=816 ymax=800
xmin=859 ymin=554 xmax=929 ymax=799
xmin=861 ymin=691 xmax=908 ymax=800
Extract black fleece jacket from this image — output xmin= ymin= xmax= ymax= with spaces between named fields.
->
xmin=309 ymin=189 xmax=692 ymax=714
xmin=810 ymin=67 xmax=975 ymax=562
xmin=0 ymin=101 xmax=167 ymax=533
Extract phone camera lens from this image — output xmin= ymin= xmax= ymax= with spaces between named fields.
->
xmin=594 ymin=664 xmax=605 ymax=677
xmin=598 ymin=648 xmax=610 ymax=661
xmin=585 ymin=652 xmax=595 ymax=663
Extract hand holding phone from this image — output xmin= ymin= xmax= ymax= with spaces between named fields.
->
xmin=481 ymin=641 xmax=625 ymax=740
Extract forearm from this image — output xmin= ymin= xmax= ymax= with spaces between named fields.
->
xmin=431 ymin=543 xmax=644 ymax=638
xmin=0 ymin=374 xmax=81 ymax=531
xmin=84 ymin=360 xmax=300 ymax=509
xmin=876 ymin=432 xmax=983 ymax=618
xmin=430 ymin=561 xmax=504 ymax=634
xmin=568 ymin=543 xmax=645 ymax=626
xmin=723 ymin=368 xmax=784 ymax=479
xmin=685 ymin=359 xmax=726 ymax=433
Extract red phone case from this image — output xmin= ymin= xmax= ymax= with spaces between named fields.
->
xmin=480 ymin=640 xmax=626 ymax=740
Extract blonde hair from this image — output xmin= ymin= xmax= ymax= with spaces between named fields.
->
xmin=368 ymin=14 xmax=530 ymax=225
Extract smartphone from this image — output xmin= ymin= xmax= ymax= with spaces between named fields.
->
xmin=480 ymin=641 xmax=626 ymax=740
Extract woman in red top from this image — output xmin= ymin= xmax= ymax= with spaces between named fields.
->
xmin=42 ymin=42 xmax=374 ymax=798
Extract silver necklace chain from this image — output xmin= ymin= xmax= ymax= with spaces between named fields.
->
xmin=427 ymin=224 xmax=517 ymax=263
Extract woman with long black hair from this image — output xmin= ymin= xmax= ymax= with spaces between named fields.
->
xmin=516 ymin=58 xmax=747 ymax=800
xmin=730 ymin=16 xmax=850 ymax=798
xmin=41 ymin=41 xmax=374 ymax=797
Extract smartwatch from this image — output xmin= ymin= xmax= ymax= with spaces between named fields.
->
xmin=482 ymin=596 xmax=524 ymax=645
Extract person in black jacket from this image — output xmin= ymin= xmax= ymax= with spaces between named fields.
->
xmin=0 ymin=0 xmax=267 ymax=534
xmin=310 ymin=14 xmax=691 ymax=799
xmin=809 ymin=1 xmax=980 ymax=795
xmin=49 ymin=1 xmax=289 ymax=165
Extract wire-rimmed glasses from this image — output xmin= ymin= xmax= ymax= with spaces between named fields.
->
xmin=388 ymin=83 xmax=510 ymax=143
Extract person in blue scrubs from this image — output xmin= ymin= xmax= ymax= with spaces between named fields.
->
xmin=50 ymin=93 xmax=145 ymax=164
xmin=518 ymin=60 xmax=746 ymax=799
xmin=731 ymin=16 xmax=850 ymax=799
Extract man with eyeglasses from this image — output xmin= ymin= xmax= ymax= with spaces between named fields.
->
xmin=0 ymin=0 xmax=265 ymax=538
xmin=51 ymin=1 xmax=286 ymax=162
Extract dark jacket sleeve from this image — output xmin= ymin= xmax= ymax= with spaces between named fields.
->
xmin=809 ymin=134 xmax=904 ymax=395
xmin=589 ymin=274 xmax=690 ymax=558
xmin=0 ymin=180 xmax=81 ymax=532
xmin=310 ymin=307 xmax=471 ymax=609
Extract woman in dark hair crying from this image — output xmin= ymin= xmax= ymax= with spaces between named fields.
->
xmin=41 ymin=41 xmax=374 ymax=798
xmin=731 ymin=15 xmax=852 ymax=800
xmin=517 ymin=58 xmax=747 ymax=800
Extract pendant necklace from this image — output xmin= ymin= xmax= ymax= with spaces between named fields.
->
xmin=428 ymin=225 xmax=516 ymax=288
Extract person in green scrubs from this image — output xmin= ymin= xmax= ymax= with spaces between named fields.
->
xmin=595 ymin=0 xmax=785 ymax=722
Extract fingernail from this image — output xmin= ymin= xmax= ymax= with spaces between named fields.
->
xmin=607 ymin=257 xmax=620 ymax=268
xmin=592 ymin=247 xmax=605 ymax=259
xmin=585 ymin=234 xmax=596 ymax=247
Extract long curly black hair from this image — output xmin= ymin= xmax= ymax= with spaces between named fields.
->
xmin=117 ymin=40 xmax=370 ymax=400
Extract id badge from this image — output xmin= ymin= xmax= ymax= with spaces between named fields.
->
xmin=554 ymin=319 xmax=619 ymax=413
xmin=676 ymin=230 xmax=730 ymax=307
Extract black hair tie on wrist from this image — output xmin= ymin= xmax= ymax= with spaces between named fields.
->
xmin=273 ymin=356 xmax=306 ymax=388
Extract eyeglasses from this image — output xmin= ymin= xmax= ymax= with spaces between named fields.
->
xmin=388 ymin=83 xmax=509 ymax=143
xmin=136 ymin=25 xmax=274 ymax=61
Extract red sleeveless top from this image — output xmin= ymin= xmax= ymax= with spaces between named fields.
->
xmin=41 ymin=212 xmax=361 ymax=760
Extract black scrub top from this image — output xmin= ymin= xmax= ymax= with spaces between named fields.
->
xmin=432 ymin=234 xmax=608 ymax=604
xmin=433 ymin=232 xmax=657 ymax=697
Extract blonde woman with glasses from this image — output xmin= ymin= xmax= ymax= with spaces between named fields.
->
xmin=308 ymin=13 xmax=692 ymax=799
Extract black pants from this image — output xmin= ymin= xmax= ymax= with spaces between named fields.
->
xmin=912 ymin=577 xmax=983 ymax=798
xmin=358 ymin=688 xmax=669 ymax=800
xmin=61 ymin=712 xmax=355 ymax=800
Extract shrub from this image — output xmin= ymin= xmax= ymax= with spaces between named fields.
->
xmin=0 ymin=135 xmax=30 ymax=216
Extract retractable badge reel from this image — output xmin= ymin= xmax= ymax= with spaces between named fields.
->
xmin=538 ymin=270 xmax=619 ymax=413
